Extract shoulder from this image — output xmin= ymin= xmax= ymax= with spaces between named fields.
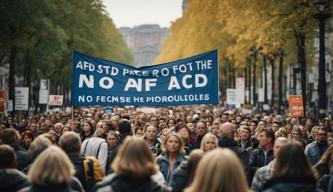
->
xmin=94 ymin=173 xmax=117 ymax=191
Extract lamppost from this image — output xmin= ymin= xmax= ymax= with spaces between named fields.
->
xmin=313 ymin=0 xmax=331 ymax=116
xmin=248 ymin=47 xmax=257 ymax=108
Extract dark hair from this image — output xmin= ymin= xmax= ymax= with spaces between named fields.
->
xmin=119 ymin=119 xmax=131 ymax=134
xmin=186 ymin=149 xmax=204 ymax=186
xmin=0 ymin=144 xmax=16 ymax=169
xmin=273 ymin=143 xmax=317 ymax=179
xmin=59 ymin=132 xmax=81 ymax=154
xmin=259 ymin=128 xmax=275 ymax=144
xmin=0 ymin=128 xmax=19 ymax=145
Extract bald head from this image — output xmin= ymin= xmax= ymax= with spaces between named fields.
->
xmin=220 ymin=122 xmax=236 ymax=138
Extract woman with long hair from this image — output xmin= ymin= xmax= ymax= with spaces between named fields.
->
xmin=315 ymin=145 xmax=333 ymax=178
xmin=24 ymin=146 xmax=82 ymax=192
xmin=185 ymin=148 xmax=249 ymax=192
xmin=93 ymin=136 xmax=169 ymax=192
xmin=170 ymin=149 xmax=204 ymax=192
xmin=200 ymin=133 xmax=218 ymax=152
xmin=80 ymin=120 xmax=94 ymax=142
xmin=156 ymin=132 xmax=187 ymax=184
xmin=262 ymin=143 xmax=320 ymax=192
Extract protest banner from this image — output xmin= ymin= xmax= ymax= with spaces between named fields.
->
xmin=49 ymin=95 xmax=64 ymax=106
xmin=289 ymin=95 xmax=304 ymax=117
xmin=72 ymin=50 xmax=218 ymax=106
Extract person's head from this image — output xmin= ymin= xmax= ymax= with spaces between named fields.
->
xmin=316 ymin=145 xmax=333 ymax=167
xmin=200 ymin=133 xmax=218 ymax=152
xmin=144 ymin=125 xmax=157 ymax=141
xmin=185 ymin=148 xmax=248 ymax=192
xmin=195 ymin=120 xmax=207 ymax=136
xmin=240 ymin=125 xmax=251 ymax=141
xmin=220 ymin=122 xmax=236 ymax=139
xmin=29 ymin=135 xmax=53 ymax=161
xmin=112 ymin=136 xmax=158 ymax=177
xmin=162 ymin=132 xmax=184 ymax=154
xmin=81 ymin=121 xmax=93 ymax=133
xmin=118 ymin=119 xmax=132 ymax=135
xmin=107 ymin=131 xmax=120 ymax=148
xmin=273 ymin=137 xmax=288 ymax=157
xmin=159 ymin=128 xmax=170 ymax=143
xmin=328 ymin=132 xmax=333 ymax=145
xmin=311 ymin=126 xmax=319 ymax=139
xmin=59 ymin=132 xmax=81 ymax=155
xmin=258 ymin=128 xmax=275 ymax=149
xmin=186 ymin=149 xmax=204 ymax=186
xmin=273 ymin=143 xmax=317 ymax=179
xmin=54 ymin=122 xmax=64 ymax=135
xmin=134 ymin=126 xmax=144 ymax=137
xmin=317 ymin=127 xmax=327 ymax=144
xmin=22 ymin=130 xmax=35 ymax=146
xmin=28 ymin=146 xmax=75 ymax=185
xmin=291 ymin=127 xmax=302 ymax=139
xmin=0 ymin=144 xmax=16 ymax=169
xmin=175 ymin=123 xmax=191 ymax=144
xmin=0 ymin=128 xmax=20 ymax=145
xmin=96 ymin=121 xmax=108 ymax=135
xmin=149 ymin=116 xmax=158 ymax=127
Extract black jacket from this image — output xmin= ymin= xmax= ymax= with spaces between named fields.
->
xmin=93 ymin=174 xmax=170 ymax=192
xmin=262 ymin=176 xmax=323 ymax=192
xmin=0 ymin=169 xmax=30 ymax=192
xmin=249 ymin=147 xmax=274 ymax=177
xmin=68 ymin=154 xmax=92 ymax=192
xmin=12 ymin=144 xmax=31 ymax=170
xmin=219 ymin=137 xmax=250 ymax=183
xmin=169 ymin=161 xmax=189 ymax=192
xmin=189 ymin=135 xmax=204 ymax=150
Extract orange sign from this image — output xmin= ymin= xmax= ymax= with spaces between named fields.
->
xmin=0 ymin=90 xmax=5 ymax=113
xmin=289 ymin=95 xmax=304 ymax=117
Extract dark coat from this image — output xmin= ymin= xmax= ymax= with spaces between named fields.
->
xmin=12 ymin=144 xmax=31 ymax=170
xmin=19 ymin=177 xmax=83 ymax=192
xmin=169 ymin=161 xmax=189 ymax=192
xmin=262 ymin=176 xmax=323 ymax=192
xmin=219 ymin=137 xmax=249 ymax=169
xmin=0 ymin=169 xmax=30 ymax=192
xmin=249 ymin=147 xmax=274 ymax=177
xmin=93 ymin=174 xmax=171 ymax=192
xmin=189 ymin=135 xmax=204 ymax=150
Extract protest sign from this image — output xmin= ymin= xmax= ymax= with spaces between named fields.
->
xmin=15 ymin=87 xmax=29 ymax=111
xmin=49 ymin=95 xmax=64 ymax=106
xmin=0 ymin=90 xmax=5 ymax=113
xmin=289 ymin=95 xmax=304 ymax=117
xmin=72 ymin=50 xmax=218 ymax=106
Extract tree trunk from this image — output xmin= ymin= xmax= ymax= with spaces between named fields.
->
xmin=8 ymin=45 xmax=17 ymax=115
xmin=278 ymin=51 xmax=284 ymax=114
xmin=270 ymin=58 xmax=275 ymax=107
xmin=298 ymin=32 xmax=307 ymax=116
xmin=263 ymin=55 xmax=268 ymax=104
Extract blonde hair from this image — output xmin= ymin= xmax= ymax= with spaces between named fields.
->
xmin=28 ymin=146 xmax=75 ymax=185
xmin=185 ymin=148 xmax=249 ymax=192
xmin=200 ymin=133 xmax=218 ymax=152
xmin=112 ymin=136 xmax=158 ymax=177
xmin=161 ymin=132 xmax=185 ymax=154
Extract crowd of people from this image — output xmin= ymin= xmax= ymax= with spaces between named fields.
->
xmin=0 ymin=105 xmax=333 ymax=192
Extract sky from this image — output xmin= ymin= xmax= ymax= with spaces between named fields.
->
xmin=102 ymin=0 xmax=183 ymax=28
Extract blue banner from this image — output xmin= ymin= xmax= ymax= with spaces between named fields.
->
xmin=72 ymin=50 xmax=218 ymax=106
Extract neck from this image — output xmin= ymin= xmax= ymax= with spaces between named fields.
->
xmin=146 ymin=139 xmax=155 ymax=145
xmin=262 ymin=144 xmax=273 ymax=151
xmin=168 ymin=152 xmax=177 ymax=160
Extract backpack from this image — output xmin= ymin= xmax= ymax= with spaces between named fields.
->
xmin=82 ymin=155 xmax=105 ymax=182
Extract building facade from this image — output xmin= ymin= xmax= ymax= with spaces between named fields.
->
xmin=118 ymin=24 xmax=169 ymax=67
